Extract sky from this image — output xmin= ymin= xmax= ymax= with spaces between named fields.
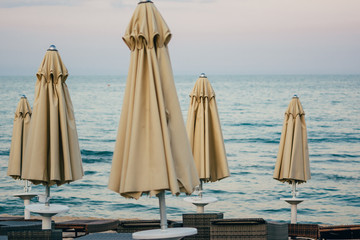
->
xmin=0 ymin=0 xmax=360 ymax=75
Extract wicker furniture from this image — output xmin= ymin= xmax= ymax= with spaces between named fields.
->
xmin=183 ymin=213 xmax=224 ymax=240
xmin=319 ymin=224 xmax=360 ymax=239
xmin=77 ymin=232 xmax=133 ymax=239
xmin=7 ymin=229 xmax=62 ymax=240
xmin=288 ymin=223 xmax=319 ymax=239
xmin=0 ymin=220 xmax=42 ymax=236
xmin=117 ymin=220 xmax=180 ymax=233
xmin=210 ymin=218 xmax=288 ymax=240
xmin=55 ymin=219 xmax=119 ymax=237
xmin=0 ymin=217 xmax=23 ymax=221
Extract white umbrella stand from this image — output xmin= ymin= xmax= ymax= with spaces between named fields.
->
xmin=26 ymin=185 xmax=69 ymax=229
xmin=132 ymin=191 xmax=197 ymax=240
xmin=280 ymin=180 xmax=305 ymax=224
xmin=184 ymin=180 xmax=218 ymax=213
xmin=13 ymin=180 xmax=38 ymax=220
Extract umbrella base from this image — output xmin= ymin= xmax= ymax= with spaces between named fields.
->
xmin=14 ymin=193 xmax=39 ymax=219
xmin=281 ymin=198 xmax=305 ymax=224
xmin=132 ymin=227 xmax=197 ymax=239
xmin=184 ymin=196 xmax=218 ymax=213
xmin=26 ymin=203 xmax=69 ymax=229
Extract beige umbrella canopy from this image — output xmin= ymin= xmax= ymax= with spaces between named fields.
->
xmin=108 ymin=1 xmax=199 ymax=200
xmin=273 ymin=95 xmax=311 ymax=186
xmin=21 ymin=46 xmax=83 ymax=187
xmin=7 ymin=96 xmax=32 ymax=180
xmin=186 ymin=74 xmax=229 ymax=183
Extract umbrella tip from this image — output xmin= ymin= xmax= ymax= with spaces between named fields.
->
xmin=293 ymin=94 xmax=298 ymax=98
xmin=138 ymin=0 xmax=152 ymax=3
xmin=199 ymin=73 xmax=207 ymax=78
xmin=47 ymin=45 xmax=57 ymax=51
xmin=21 ymin=94 xmax=26 ymax=98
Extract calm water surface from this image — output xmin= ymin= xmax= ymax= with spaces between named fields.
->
xmin=0 ymin=75 xmax=359 ymax=225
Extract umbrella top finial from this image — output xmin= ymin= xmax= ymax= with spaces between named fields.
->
xmin=293 ymin=94 xmax=298 ymax=98
xmin=47 ymin=45 xmax=57 ymax=51
xmin=138 ymin=0 xmax=152 ymax=4
xmin=21 ymin=94 xmax=27 ymax=99
xmin=199 ymin=73 xmax=207 ymax=78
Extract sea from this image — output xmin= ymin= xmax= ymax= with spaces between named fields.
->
xmin=0 ymin=75 xmax=359 ymax=225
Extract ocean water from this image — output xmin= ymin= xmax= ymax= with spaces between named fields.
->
xmin=0 ymin=75 xmax=359 ymax=225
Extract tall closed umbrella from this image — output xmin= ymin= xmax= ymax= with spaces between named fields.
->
xmin=8 ymin=96 xmax=32 ymax=180
xmin=108 ymin=1 xmax=199 ymax=238
xmin=22 ymin=45 xmax=83 ymax=229
xmin=8 ymin=96 xmax=37 ymax=219
xmin=273 ymin=95 xmax=311 ymax=223
xmin=184 ymin=73 xmax=230 ymax=213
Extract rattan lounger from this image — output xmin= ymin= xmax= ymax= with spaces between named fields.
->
xmin=55 ymin=219 xmax=119 ymax=237
xmin=183 ymin=213 xmax=224 ymax=240
xmin=0 ymin=220 xmax=42 ymax=236
xmin=210 ymin=218 xmax=288 ymax=240
xmin=117 ymin=220 xmax=180 ymax=233
xmin=0 ymin=217 xmax=23 ymax=221
xmin=77 ymin=232 xmax=133 ymax=239
xmin=288 ymin=223 xmax=320 ymax=239
xmin=320 ymin=224 xmax=360 ymax=239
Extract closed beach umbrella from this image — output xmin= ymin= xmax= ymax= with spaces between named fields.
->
xmin=22 ymin=45 xmax=83 ymax=187
xmin=21 ymin=45 xmax=82 ymax=229
xmin=108 ymin=1 xmax=198 ymax=238
xmin=273 ymin=95 xmax=310 ymax=223
xmin=8 ymin=96 xmax=37 ymax=219
xmin=186 ymin=73 xmax=229 ymax=183
xmin=273 ymin=95 xmax=310 ymax=185
xmin=185 ymin=73 xmax=230 ymax=213
xmin=8 ymin=96 xmax=32 ymax=180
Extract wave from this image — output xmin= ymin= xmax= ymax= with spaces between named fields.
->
xmin=82 ymin=158 xmax=112 ymax=164
xmin=315 ymin=172 xmax=360 ymax=182
xmin=309 ymin=137 xmax=360 ymax=143
xmin=81 ymin=149 xmax=113 ymax=157
xmin=81 ymin=149 xmax=113 ymax=163
xmin=0 ymin=150 xmax=9 ymax=156
xmin=309 ymin=132 xmax=360 ymax=143
xmin=260 ymin=208 xmax=287 ymax=214
xmin=311 ymin=153 xmax=360 ymax=159
xmin=225 ymin=138 xmax=279 ymax=144
xmin=231 ymin=171 xmax=252 ymax=176
xmin=79 ymin=138 xmax=116 ymax=143
xmin=84 ymin=170 xmax=97 ymax=175
xmin=1 ymin=149 xmax=114 ymax=158
xmin=108 ymin=202 xmax=148 ymax=211
xmin=225 ymin=122 xmax=279 ymax=128
xmin=207 ymin=189 xmax=230 ymax=195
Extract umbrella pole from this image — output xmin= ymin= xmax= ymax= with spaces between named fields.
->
xmin=24 ymin=180 xmax=31 ymax=219
xmin=133 ymin=191 xmax=197 ymax=239
xmin=45 ymin=185 xmax=50 ymax=206
xmin=24 ymin=180 xmax=30 ymax=193
xmin=196 ymin=180 xmax=205 ymax=213
xmin=291 ymin=180 xmax=296 ymax=198
xmin=158 ymin=191 xmax=168 ymax=230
